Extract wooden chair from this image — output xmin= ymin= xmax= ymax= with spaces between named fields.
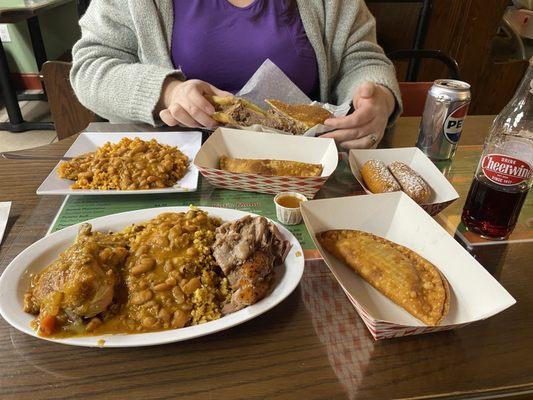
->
xmin=392 ymin=50 xmax=462 ymax=117
xmin=368 ymin=0 xmax=432 ymax=81
xmin=398 ymin=82 xmax=434 ymax=117
xmin=41 ymin=61 xmax=97 ymax=140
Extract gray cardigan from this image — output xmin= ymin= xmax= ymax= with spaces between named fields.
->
xmin=71 ymin=0 xmax=402 ymax=125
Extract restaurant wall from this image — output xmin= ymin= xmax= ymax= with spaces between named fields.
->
xmin=369 ymin=0 xmax=526 ymax=115
xmin=2 ymin=2 xmax=80 ymax=89
xmin=1 ymin=0 xmax=521 ymax=112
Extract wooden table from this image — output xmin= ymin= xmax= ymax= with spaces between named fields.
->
xmin=1 ymin=115 xmax=532 ymax=400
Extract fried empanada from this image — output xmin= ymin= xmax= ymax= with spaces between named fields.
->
xmin=317 ymin=230 xmax=450 ymax=325
xmin=219 ymin=156 xmax=323 ymax=177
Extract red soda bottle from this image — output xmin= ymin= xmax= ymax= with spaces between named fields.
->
xmin=461 ymin=60 xmax=533 ymax=239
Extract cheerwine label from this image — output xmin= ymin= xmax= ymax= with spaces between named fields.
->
xmin=481 ymin=154 xmax=532 ymax=186
xmin=416 ymin=79 xmax=471 ymax=160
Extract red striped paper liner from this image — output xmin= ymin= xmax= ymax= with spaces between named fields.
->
xmin=197 ymin=166 xmax=328 ymax=199
xmin=421 ymin=199 xmax=455 ymax=216
xmin=342 ymin=288 xmax=469 ymax=340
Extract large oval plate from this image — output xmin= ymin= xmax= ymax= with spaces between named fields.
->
xmin=0 ymin=207 xmax=304 ymax=347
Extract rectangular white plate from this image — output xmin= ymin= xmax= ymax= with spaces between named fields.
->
xmin=301 ymin=192 xmax=516 ymax=328
xmin=37 ymin=132 xmax=202 ymax=195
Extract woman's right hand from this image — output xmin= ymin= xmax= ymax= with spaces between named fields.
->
xmin=158 ymin=79 xmax=232 ymax=128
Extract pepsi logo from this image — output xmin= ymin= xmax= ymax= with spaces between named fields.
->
xmin=444 ymin=103 xmax=470 ymax=144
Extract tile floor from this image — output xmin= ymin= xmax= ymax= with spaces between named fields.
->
xmin=0 ymin=95 xmax=57 ymax=153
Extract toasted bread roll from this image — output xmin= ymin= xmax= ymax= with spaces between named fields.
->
xmin=208 ymin=96 xmax=269 ymax=127
xmin=360 ymin=159 xmax=401 ymax=194
xmin=265 ymin=99 xmax=333 ymax=133
xmin=206 ymin=96 xmax=332 ymax=135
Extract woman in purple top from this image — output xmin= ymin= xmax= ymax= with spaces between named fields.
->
xmin=72 ymin=0 xmax=401 ymax=149
xmin=170 ymin=1 xmax=318 ymax=96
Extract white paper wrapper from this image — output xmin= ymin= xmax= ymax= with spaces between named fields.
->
xmin=0 ymin=202 xmax=11 ymax=246
xmin=233 ymin=59 xmax=351 ymax=136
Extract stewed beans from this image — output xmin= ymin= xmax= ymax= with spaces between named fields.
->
xmin=57 ymin=137 xmax=189 ymax=190
xmin=122 ymin=210 xmax=230 ymax=331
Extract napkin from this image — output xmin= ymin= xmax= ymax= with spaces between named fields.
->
xmin=235 ymin=59 xmax=351 ymax=136
xmin=0 ymin=202 xmax=11 ymax=246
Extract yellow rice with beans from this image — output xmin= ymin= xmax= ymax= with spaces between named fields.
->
xmin=57 ymin=137 xmax=189 ymax=190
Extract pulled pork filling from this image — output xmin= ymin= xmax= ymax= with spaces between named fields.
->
xmin=212 ymin=216 xmax=291 ymax=313
xmin=224 ymin=102 xmax=268 ymax=126
xmin=218 ymin=101 xmax=305 ymax=134
xmin=266 ymin=110 xmax=306 ymax=135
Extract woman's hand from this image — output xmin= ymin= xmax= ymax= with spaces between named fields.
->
xmin=158 ymin=79 xmax=232 ymax=128
xmin=322 ymin=82 xmax=395 ymax=149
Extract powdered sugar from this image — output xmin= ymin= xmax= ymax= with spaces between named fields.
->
xmin=365 ymin=160 xmax=401 ymax=192
xmin=389 ymin=161 xmax=430 ymax=202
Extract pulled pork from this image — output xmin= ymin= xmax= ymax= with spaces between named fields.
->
xmin=212 ymin=216 xmax=290 ymax=313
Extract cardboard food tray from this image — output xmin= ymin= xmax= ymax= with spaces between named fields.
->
xmin=300 ymin=193 xmax=516 ymax=340
xmin=193 ymin=128 xmax=338 ymax=198
xmin=349 ymin=147 xmax=459 ymax=215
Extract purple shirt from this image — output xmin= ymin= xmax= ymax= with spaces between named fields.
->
xmin=171 ymin=0 xmax=318 ymax=95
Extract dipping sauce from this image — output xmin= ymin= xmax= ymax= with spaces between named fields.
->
xmin=276 ymin=195 xmax=304 ymax=209
xmin=273 ymin=192 xmax=307 ymax=225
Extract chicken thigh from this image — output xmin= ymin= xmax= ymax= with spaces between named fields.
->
xmin=24 ymin=223 xmax=128 ymax=335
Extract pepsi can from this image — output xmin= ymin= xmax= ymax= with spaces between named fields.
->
xmin=416 ymin=79 xmax=471 ymax=160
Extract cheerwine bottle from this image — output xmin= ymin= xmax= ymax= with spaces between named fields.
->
xmin=461 ymin=60 xmax=533 ymax=239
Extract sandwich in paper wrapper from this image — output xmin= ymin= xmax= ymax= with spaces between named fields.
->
xmin=210 ymin=59 xmax=351 ymax=136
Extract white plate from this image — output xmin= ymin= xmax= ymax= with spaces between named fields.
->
xmin=37 ymin=132 xmax=202 ymax=195
xmin=0 ymin=207 xmax=304 ymax=347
